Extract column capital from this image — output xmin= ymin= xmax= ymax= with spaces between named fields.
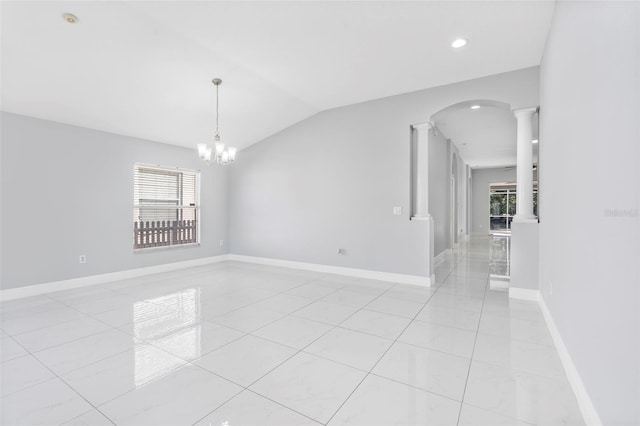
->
xmin=412 ymin=122 xmax=433 ymax=132
xmin=513 ymin=106 xmax=539 ymax=118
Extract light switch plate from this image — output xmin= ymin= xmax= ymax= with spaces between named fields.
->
xmin=393 ymin=206 xmax=402 ymax=215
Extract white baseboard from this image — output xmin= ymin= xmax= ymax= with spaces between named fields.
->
xmin=0 ymin=255 xmax=230 ymax=301
xmin=539 ymin=297 xmax=602 ymax=426
xmin=509 ymin=288 xmax=603 ymax=424
xmin=2 ymin=253 xmax=432 ymax=300
xmin=434 ymin=249 xmax=453 ymax=267
xmin=508 ymin=287 xmax=540 ymax=301
xmin=227 ymin=254 xmax=431 ymax=287
xmin=489 ymin=277 xmax=510 ymax=291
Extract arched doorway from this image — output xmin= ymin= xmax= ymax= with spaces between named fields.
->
xmin=427 ymin=99 xmax=513 ymax=259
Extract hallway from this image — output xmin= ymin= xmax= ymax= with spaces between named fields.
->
xmin=434 ymin=236 xmax=584 ymax=424
xmin=2 ymin=238 xmax=584 ymax=425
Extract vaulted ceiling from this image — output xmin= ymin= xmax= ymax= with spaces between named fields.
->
xmin=1 ymin=1 xmax=554 ymax=152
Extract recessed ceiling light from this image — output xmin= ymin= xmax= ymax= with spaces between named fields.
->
xmin=452 ymin=38 xmax=468 ymax=48
xmin=470 ymin=105 xmax=480 ymax=110
xmin=62 ymin=13 xmax=79 ymax=24
xmin=532 ymin=139 xmax=539 ymax=144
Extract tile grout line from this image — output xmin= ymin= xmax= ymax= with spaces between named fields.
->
xmin=180 ymin=271 xmax=361 ymax=425
xmin=63 ymin=271 xmax=337 ymax=425
xmin=321 ymin=251 xmax=465 ymax=425
xmin=10 ymin=272 xmax=335 ymax=371
xmin=454 ymin=241 xmax=491 ymax=426
xmin=87 ymin=273 xmax=342 ymax=424
xmin=2 ymin=266 xmax=333 ymax=425
xmin=193 ymin=274 xmax=418 ymax=424
xmin=3 ymin=255 xmax=507 ymax=426
xmin=4 ymin=321 xmax=120 ymax=425
xmin=190 ymin=276 xmax=400 ymax=425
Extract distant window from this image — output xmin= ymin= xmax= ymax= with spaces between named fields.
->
xmin=488 ymin=182 xmax=538 ymax=232
xmin=133 ymin=164 xmax=200 ymax=250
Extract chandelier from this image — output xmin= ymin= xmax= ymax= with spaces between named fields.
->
xmin=197 ymin=78 xmax=237 ymax=165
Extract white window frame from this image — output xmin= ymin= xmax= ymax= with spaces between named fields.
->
xmin=133 ymin=163 xmax=201 ymax=252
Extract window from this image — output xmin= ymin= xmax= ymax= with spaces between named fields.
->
xmin=489 ymin=185 xmax=516 ymax=232
xmin=133 ymin=164 xmax=200 ymax=250
xmin=488 ymin=182 xmax=537 ymax=232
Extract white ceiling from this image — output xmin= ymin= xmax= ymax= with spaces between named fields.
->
xmin=433 ymin=102 xmax=539 ymax=168
xmin=1 ymin=1 xmax=555 ymax=151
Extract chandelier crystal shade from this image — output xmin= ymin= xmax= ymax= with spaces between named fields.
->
xmin=197 ymin=78 xmax=237 ymax=165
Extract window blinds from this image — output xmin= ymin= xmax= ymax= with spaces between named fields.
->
xmin=133 ymin=164 xmax=200 ymax=249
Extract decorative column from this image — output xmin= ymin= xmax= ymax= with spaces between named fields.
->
xmin=411 ymin=122 xmax=435 ymax=287
xmin=412 ymin=123 xmax=432 ymax=219
xmin=513 ymin=107 xmax=538 ymax=222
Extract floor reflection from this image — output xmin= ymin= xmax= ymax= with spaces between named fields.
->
xmin=489 ymin=233 xmax=510 ymax=291
xmin=133 ymin=288 xmax=201 ymax=387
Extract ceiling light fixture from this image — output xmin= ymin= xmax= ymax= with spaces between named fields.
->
xmin=197 ymin=78 xmax=237 ymax=166
xmin=532 ymin=139 xmax=539 ymax=144
xmin=470 ymin=105 xmax=481 ymax=110
xmin=62 ymin=13 xmax=79 ymax=24
xmin=451 ymin=38 xmax=468 ymax=48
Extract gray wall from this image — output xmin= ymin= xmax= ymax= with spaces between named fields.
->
xmin=539 ymin=2 xmax=639 ymax=424
xmin=471 ymin=167 xmax=516 ymax=234
xmin=451 ymin=141 xmax=467 ymax=243
xmin=428 ymin=131 xmax=469 ymax=257
xmin=1 ymin=68 xmax=540 ymax=287
xmin=229 ymin=68 xmax=539 ymax=276
xmin=0 ymin=112 xmax=229 ymax=290
xmin=428 ymin=129 xmax=450 ymax=257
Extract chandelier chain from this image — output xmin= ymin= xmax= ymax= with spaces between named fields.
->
xmin=215 ymin=82 xmax=220 ymax=138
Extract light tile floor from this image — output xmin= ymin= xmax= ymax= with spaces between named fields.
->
xmin=0 ymin=237 xmax=585 ymax=425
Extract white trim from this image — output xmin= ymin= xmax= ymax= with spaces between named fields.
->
xmin=434 ymin=249 xmax=451 ymax=266
xmin=508 ymin=287 xmax=540 ymax=301
xmin=512 ymin=217 xmax=538 ymax=224
xmin=1 ymin=254 xmax=431 ymax=300
xmin=0 ymin=255 xmax=230 ymax=301
xmin=227 ymin=254 xmax=431 ymax=287
xmin=133 ymin=242 xmax=200 ymax=254
xmin=489 ymin=277 xmax=510 ymax=291
xmin=539 ymin=297 xmax=603 ymax=426
xmin=512 ymin=106 xmax=539 ymax=115
xmin=411 ymin=122 xmax=434 ymax=131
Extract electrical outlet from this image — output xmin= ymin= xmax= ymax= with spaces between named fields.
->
xmin=393 ymin=206 xmax=402 ymax=215
xmin=219 ymin=239 xmax=224 ymax=246
xmin=79 ymin=255 xmax=86 ymax=264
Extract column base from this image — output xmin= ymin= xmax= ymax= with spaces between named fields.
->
xmin=510 ymin=221 xmax=540 ymax=294
xmin=512 ymin=215 xmax=538 ymax=223
xmin=410 ymin=214 xmax=433 ymax=221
